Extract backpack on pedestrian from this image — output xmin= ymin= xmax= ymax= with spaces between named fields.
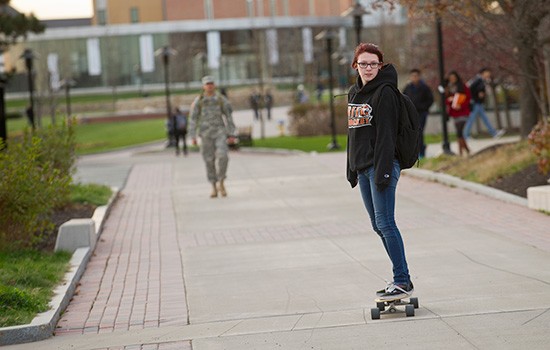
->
xmin=175 ymin=112 xmax=187 ymax=131
xmin=372 ymin=83 xmax=422 ymax=169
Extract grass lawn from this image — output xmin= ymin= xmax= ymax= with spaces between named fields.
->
xmin=70 ymin=183 xmax=113 ymax=206
xmin=250 ymin=135 xmax=348 ymax=153
xmin=0 ymin=250 xmax=71 ymax=327
xmin=7 ymin=117 xmax=166 ymax=155
xmin=248 ymin=133 xmax=455 ymax=154
xmin=5 ymin=89 xmax=203 ymax=111
xmin=75 ymin=119 xmax=166 ymax=154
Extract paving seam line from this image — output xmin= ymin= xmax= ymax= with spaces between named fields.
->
xmin=0 ymin=188 xmax=120 ymax=346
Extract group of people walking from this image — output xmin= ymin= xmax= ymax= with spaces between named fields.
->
xmin=249 ymin=89 xmax=274 ymax=121
xmin=402 ymin=67 xmax=504 ymax=158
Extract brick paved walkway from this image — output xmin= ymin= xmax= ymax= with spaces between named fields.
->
xmin=19 ymin=150 xmax=547 ymax=350
xmin=55 ymin=163 xmax=191 ymax=349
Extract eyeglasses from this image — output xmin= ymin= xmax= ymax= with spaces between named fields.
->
xmin=357 ymin=61 xmax=382 ymax=69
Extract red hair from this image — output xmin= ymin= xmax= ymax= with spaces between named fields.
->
xmin=351 ymin=43 xmax=384 ymax=69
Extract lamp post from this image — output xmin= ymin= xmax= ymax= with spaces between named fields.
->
xmin=342 ymin=0 xmax=368 ymax=46
xmin=0 ymin=69 xmax=7 ymax=148
xmin=60 ymin=78 xmax=76 ymax=118
xmin=435 ymin=15 xmax=453 ymax=155
xmin=316 ymin=30 xmax=340 ymax=151
xmin=21 ymin=49 xmax=36 ymax=130
xmin=155 ymin=46 xmax=177 ymax=147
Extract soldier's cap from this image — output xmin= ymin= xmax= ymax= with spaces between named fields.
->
xmin=202 ymin=76 xmax=215 ymax=85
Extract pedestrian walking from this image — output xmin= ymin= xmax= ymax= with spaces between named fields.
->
xmin=295 ymin=84 xmax=309 ymax=104
xmin=173 ymin=107 xmax=188 ymax=156
xmin=346 ymin=43 xmax=414 ymax=301
xmin=403 ymin=68 xmax=434 ymax=158
xmin=464 ymin=68 xmax=505 ymax=139
xmin=249 ymin=88 xmax=261 ymax=121
xmin=444 ymin=71 xmax=471 ymax=156
xmin=264 ymin=89 xmax=273 ymax=121
xmin=189 ymin=76 xmax=237 ymax=198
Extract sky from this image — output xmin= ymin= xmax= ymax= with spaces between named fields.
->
xmin=10 ymin=0 xmax=93 ymax=20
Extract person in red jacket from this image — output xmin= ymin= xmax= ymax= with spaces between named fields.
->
xmin=444 ymin=71 xmax=471 ymax=156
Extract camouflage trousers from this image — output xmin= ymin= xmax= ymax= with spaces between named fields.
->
xmin=200 ymin=133 xmax=229 ymax=184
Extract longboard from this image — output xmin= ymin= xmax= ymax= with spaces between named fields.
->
xmin=371 ymin=296 xmax=419 ymax=319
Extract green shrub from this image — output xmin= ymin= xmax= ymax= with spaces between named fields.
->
xmin=0 ymin=120 xmax=76 ymax=250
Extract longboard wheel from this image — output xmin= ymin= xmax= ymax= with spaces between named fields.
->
xmin=405 ymin=304 xmax=415 ymax=317
xmin=371 ymin=307 xmax=381 ymax=320
xmin=410 ymin=297 xmax=419 ymax=309
xmin=376 ymin=301 xmax=386 ymax=311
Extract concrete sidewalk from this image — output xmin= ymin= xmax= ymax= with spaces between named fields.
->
xmin=6 ymin=124 xmax=550 ymax=349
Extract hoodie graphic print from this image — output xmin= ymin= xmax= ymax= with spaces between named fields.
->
xmin=348 ymin=102 xmax=373 ymax=128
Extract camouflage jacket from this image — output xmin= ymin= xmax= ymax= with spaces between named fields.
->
xmin=188 ymin=93 xmax=236 ymax=139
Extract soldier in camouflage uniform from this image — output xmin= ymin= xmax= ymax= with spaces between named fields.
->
xmin=189 ymin=76 xmax=236 ymax=198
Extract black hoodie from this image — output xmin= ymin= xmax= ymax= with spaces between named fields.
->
xmin=346 ymin=64 xmax=399 ymax=190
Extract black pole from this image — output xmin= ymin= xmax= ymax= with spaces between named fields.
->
xmin=436 ymin=15 xmax=452 ymax=154
xmin=0 ymin=82 xmax=6 ymax=149
xmin=65 ymin=84 xmax=72 ymax=118
xmin=326 ymin=36 xmax=340 ymax=151
xmin=163 ymin=48 xmax=175 ymax=146
xmin=354 ymin=14 xmax=362 ymax=45
xmin=26 ymin=58 xmax=35 ymax=130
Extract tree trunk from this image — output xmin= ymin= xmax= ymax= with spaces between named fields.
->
xmin=515 ymin=32 xmax=540 ymax=138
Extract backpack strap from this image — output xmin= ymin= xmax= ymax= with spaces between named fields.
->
xmin=371 ymin=83 xmax=396 ymax=110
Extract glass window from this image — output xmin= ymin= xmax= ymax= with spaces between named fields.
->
xmin=130 ymin=7 xmax=139 ymax=23
xmin=97 ymin=9 xmax=106 ymax=25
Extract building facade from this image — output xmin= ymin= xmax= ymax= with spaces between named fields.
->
xmin=92 ymin=0 xmax=353 ymax=24
xmin=5 ymin=0 xmax=408 ymax=96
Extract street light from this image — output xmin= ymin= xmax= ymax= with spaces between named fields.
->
xmin=316 ymin=29 xmax=340 ymax=151
xmin=155 ymin=46 xmax=177 ymax=147
xmin=0 ymin=71 xmax=8 ymax=148
xmin=21 ymin=49 xmax=36 ymax=130
xmin=342 ymin=0 xmax=369 ymax=46
xmin=60 ymin=78 xmax=76 ymax=118
xmin=435 ymin=14 xmax=453 ymax=155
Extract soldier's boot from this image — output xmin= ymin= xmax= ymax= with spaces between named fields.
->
xmin=218 ymin=180 xmax=227 ymax=197
xmin=210 ymin=183 xmax=218 ymax=198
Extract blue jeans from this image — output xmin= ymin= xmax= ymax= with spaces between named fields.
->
xmin=464 ymin=103 xmax=496 ymax=138
xmin=358 ymin=160 xmax=410 ymax=285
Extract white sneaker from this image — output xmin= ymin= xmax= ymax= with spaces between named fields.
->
xmin=494 ymin=129 xmax=506 ymax=139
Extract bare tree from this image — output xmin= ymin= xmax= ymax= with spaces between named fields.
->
xmin=383 ymin=0 xmax=549 ymax=137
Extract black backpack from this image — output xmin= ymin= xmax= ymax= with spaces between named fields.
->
xmin=372 ymin=83 xmax=422 ymax=169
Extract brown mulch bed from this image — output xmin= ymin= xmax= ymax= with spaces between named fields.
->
xmin=35 ymin=203 xmax=96 ymax=252
xmin=488 ymin=163 xmax=548 ymax=198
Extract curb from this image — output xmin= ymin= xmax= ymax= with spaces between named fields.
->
xmin=0 ymin=188 xmax=119 ymax=346
xmin=403 ymin=168 xmax=528 ymax=207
